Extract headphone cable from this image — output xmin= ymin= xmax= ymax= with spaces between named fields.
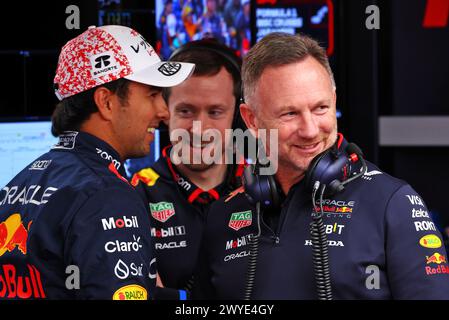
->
xmin=244 ymin=201 xmax=261 ymax=300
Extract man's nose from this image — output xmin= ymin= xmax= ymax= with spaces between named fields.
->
xmin=297 ymin=112 xmax=319 ymax=140
xmin=155 ymin=95 xmax=170 ymax=123
xmin=190 ymin=112 xmax=213 ymax=133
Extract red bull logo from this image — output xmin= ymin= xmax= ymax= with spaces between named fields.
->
xmin=426 ymin=252 xmax=447 ymax=264
xmin=336 ymin=206 xmax=353 ymax=213
xmin=425 ymin=264 xmax=449 ymax=276
xmin=0 ymin=213 xmax=31 ymax=257
xmin=0 ymin=264 xmax=46 ymax=298
xmin=131 ymin=168 xmax=160 ymax=187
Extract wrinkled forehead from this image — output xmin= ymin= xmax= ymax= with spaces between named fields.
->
xmin=252 ymin=60 xmax=334 ymax=108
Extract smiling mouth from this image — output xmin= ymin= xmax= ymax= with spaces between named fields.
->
xmin=293 ymin=142 xmax=321 ymax=153
xmin=190 ymin=141 xmax=213 ymax=149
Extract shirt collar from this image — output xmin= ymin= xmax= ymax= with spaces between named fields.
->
xmin=154 ymin=145 xmax=244 ymax=204
xmin=52 ymin=131 xmax=129 ymax=182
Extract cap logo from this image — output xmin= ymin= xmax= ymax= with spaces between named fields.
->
xmin=130 ymin=36 xmax=153 ymax=54
xmin=90 ymin=51 xmax=119 ymax=79
xmin=158 ymin=62 xmax=181 ymax=76
xmin=94 ymin=55 xmax=111 ymax=68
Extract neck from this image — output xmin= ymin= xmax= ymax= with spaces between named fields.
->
xmin=80 ymin=117 xmax=124 ymax=161
xmin=176 ymin=163 xmax=228 ymax=191
xmin=275 ymin=166 xmax=305 ymax=195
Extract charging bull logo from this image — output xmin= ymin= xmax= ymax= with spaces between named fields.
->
xmin=426 ymin=253 xmax=447 ymax=265
xmin=0 ymin=213 xmax=31 ymax=257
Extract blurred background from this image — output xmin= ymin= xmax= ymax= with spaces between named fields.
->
xmin=0 ymin=0 xmax=448 ymax=241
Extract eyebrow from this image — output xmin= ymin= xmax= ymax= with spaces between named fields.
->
xmin=277 ymin=99 xmax=332 ymax=113
xmin=173 ymin=103 xmax=196 ymax=110
xmin=174 ymin=102 xmax=228 ymax=110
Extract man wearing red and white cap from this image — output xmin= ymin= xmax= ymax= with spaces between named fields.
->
xmin=0 ymin=25 xmax=194 ymax=300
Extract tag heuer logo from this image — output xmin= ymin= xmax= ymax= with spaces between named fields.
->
xmin=150 ymin=202 xmax=175 ymax=223
xmin=158 ymin=62 xmax=181 ymax=76
xmin=228 ymin=210 xmax=252 ymax=231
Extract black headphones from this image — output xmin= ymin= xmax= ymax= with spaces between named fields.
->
xmin=169 ymin=39 xmax=245 ymax=130
xmin=242 ymin=134 xmax=367 ymax=210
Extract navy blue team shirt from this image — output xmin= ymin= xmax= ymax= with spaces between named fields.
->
xmin=194 ymin=143 xmax=449 ymax=299
xmin=0 ymin=131 xmax=156 ymax=299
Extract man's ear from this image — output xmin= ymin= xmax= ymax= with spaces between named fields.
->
xmin=93 ymin=86 xmax=115 ymax=121
xmin=239 ymin=103 xmax=258 ymax=136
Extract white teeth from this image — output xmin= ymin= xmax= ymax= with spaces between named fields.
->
xmin=147 ymin=128 xmax=155 ymax=134
xmin=298 ymin=143 xmax=319 ymax=150
xmin=191 ymin=142 xmax=211 ymax=148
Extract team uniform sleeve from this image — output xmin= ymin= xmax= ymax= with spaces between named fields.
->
xmin=385 ymin=184 xmax=449 ymax=299
xmin=65 ymin=186 xmax=156 ymax=300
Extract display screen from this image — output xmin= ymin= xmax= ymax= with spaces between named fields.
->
xmin=0 ymin=120 xmax=58 ymax=188
xmin=155 ymin=0 xmax=251 ymax=59
xmin=254 ymin=0 xmax=334 ymax=56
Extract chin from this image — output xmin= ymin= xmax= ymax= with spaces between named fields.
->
xmin=184 ymin=163 xmax=214 ymax=172
xmin=277 ymin=155 xmax=302 ymax=173
xmin=136 ymin=146 xmax=151 ymax=159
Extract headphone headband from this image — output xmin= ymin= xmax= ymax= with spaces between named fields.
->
xmin=169 ymin=39 xmax=241 ymax=75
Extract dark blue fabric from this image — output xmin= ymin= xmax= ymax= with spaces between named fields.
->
xmin=0 ymin=131 xmax=156 ymax=299
xmin=133 ymin=150 xmax=240 ymax=291
xmin=194 ymin=159 xmax=449 ymax=300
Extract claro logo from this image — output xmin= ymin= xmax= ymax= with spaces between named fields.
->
xmin=105 ymin=235 xmax=143 ymax=253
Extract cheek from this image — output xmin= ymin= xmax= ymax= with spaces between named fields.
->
xmin=216 ymin=119 xmax=231 ymax=136
xmin=169 ymin=118 xmax=191 ymax=132
xmin=320 ymin=113 xmax=337 ymax=133
xmin=277 ymin=124 xmax=297 ymax=142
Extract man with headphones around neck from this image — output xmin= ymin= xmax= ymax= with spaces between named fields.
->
xmin=131 ymin=39 xmax=246 ymax=299
xmin=193 ymin=32 xmax=449 ymax=299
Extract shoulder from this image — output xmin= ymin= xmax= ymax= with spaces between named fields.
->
xmin=50 ymin=150 xmax=139 ymax=201
xmin=130 ymin=155 xmax=174 ymax=188
xmin=210 ymin=186 xmax=253 ymax=216
xmin=347 ymin=160 xmax=424 ymax=217
xmin=131 ymin=167 xmax=161 ymax=187
xmin=356 ymin=160 xmax=407 ymax=195
xmin=72 ymin=185 xmax=146 ymax=222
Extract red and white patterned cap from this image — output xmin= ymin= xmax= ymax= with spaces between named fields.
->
xmin=54 ymin=25 xmax=195 ymax=100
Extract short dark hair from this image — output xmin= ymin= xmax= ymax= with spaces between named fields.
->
xmin=51 ymin=78 xmax=131 ymax=137
xmin=162 ymin=40 xmax=241 ymax=105
xmin=242 ymin=32 xmax=335 ymax=106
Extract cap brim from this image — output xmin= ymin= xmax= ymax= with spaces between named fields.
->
xmin=125 ymin=61 xmax=195 ymax=88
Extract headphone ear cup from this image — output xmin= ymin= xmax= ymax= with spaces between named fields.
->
xmin=305 ymin=145 xmax=351 ymax=196
xmin=242 ymin=164 xmax=280 ymax=210
xmin=242 ymin=164 xmax=259 ymax=204
xmin=305 ymin=149 xmax=331 ymax=191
